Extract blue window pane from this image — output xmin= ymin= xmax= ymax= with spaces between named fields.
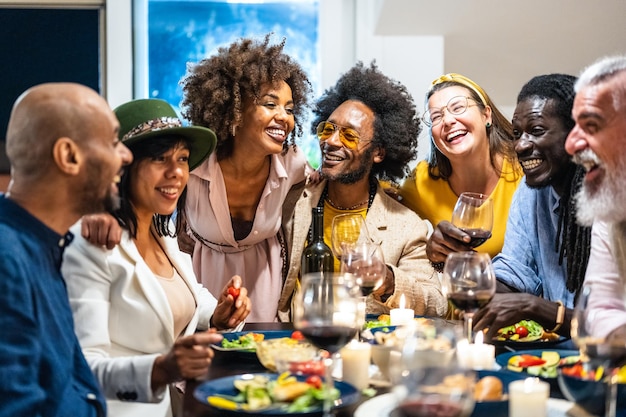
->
xmin=146 ymin=0 xmax=321 ymax=166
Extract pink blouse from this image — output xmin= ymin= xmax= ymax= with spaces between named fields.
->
xmin=185 ymin=147 xmax=309 ymax=322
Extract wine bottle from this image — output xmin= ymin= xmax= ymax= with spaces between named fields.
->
xmin=301 ymin=207 xmax=334 ymax=274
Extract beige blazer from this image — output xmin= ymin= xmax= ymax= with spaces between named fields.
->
xmin=62 ymin=222 xmax=217 ymax=417
xmin=278 ymin=180 xmax=447 ymax=322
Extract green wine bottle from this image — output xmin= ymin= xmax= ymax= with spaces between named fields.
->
xmin=301 ymin=207 xmax=334 ymax=274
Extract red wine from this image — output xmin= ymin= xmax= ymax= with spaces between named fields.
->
xmin=394 ymin=400 xmax=464 ymax=417
xmin=448 ymin=291 xmax=493 ymax=313
xmin=460 ymin=228 xmax=492 ymax=248
xmin=300 ymin=326 xmax=357 ymax=354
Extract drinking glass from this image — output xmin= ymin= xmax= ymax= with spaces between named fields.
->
xmin=340 ymin=241 xmax=386 ymax=296
xmin=330 ymin=213 xmax=371 ymax=260
xmin=293 ymin=272 xmax=363 ymax=417
xmin=451 ymin=192 xmax=493 ymax=248
xmin=441 ymin=252 xmax=496 ymax=341
xmin=571 ymin=284 xmax=626 ymax=417
xmin=391 ymin=321 xmax=475 ymax=417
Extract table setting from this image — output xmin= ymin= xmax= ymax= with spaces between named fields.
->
xmin=182 ymin=207 xmax=626 ymax=417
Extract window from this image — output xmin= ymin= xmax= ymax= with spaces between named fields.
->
xmin=135 ymin=0 xmax=321 ymax=165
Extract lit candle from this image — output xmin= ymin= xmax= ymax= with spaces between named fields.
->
xmin=471 ymin=331 xmax=495 ymax=370
xmin=509 ymin=378 xmax=549 ymax=417
xmin=390 ymin=294 xmax=414 ymax=326
xmin=455 ymin=332 xmax=495 ymax=370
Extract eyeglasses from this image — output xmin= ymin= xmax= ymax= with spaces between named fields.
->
xmin=316 ymin=121 xmax=369 ymax=150
xmin=422 ymin=96 xmax=480 ymax=127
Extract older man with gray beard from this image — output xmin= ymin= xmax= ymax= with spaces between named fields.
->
xmin=565 ymin=55 xmax=626 ymax=344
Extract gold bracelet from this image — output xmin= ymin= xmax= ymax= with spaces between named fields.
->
xmin=546 ymin=300 xmax=565 ymax=333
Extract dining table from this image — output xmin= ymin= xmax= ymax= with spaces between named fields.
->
xmin=182 ymin=321 xmax=587 ymax=417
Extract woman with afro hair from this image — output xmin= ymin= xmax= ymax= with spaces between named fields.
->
xmin=178 ymin=34 xmax=315 ymax=322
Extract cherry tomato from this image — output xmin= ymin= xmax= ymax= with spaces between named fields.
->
xmin=514 ymin=326 xmax=529 ymax=338
xmin=306 ymin=375 xmax=323 ymax=389
xmin=291 ymin=330 xmax=305 ymax=340
xmin=289 ymin=360 xmax=325 ymax=376
xmin=227 ymin=286 xmax=240 ymax=300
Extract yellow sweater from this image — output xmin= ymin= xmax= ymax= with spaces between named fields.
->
xmin=399 ymin=158 xmax=522 ymax=258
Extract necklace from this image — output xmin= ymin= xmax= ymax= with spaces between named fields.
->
xmin=318 ymin=177 xmax=377 ymax=212
xmin=325 ymin=196 xmax=369 ymax=211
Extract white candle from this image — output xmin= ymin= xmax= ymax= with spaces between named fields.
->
xmin=509 ymin=378 xmax=550 ymax=417
xmin=471 ymin=332 xmax=495 ymax=370
xmin=340 ymin=340 xmax=371 ymax=390
xmin=455 ymin=332 xmax=495 ymax=370
xmin=390 ymin=294 xmax=414 ymax=326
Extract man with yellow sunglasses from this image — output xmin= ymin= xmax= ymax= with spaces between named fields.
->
xmin=277 ymin=62 xmax=447 ymax=321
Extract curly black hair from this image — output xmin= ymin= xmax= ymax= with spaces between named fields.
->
xmin=517 ymin=74 xmax=576 ymax=133
xmin=311 ymin=62 xmax=421 ymax=181
xmin=180 ymin=34 xmax=312 ymax=160
xmin=517 ymin=73 xmax=590 ymax=296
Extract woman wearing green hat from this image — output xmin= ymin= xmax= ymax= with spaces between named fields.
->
xmin=62 ymin=99 xmax=251 ymax=417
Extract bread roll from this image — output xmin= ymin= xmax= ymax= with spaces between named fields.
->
xmin=474 ymin=376 xmax=503 ymax=401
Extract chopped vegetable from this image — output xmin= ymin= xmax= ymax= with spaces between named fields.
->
xmin=208 ymin=373 xmax=340 ymax=413
xmin=221 ymin=332 xmax=265 ymax=350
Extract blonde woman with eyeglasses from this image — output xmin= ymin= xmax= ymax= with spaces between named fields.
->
xmin=399 ymin=74 xmax=523 ymax=272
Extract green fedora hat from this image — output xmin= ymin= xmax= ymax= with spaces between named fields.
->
xmin=114 ymin=99 xmax=216 ymax=170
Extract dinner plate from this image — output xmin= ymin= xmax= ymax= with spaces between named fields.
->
xmin=495 ymin=349 xmax=579 ymax=376
xmin=496 ymin=348 xmax=578 ymax=398
xmin=212 ymin=330 xmax=295 ymax=353
xmin=353 ymin=392 xmax=574 ymax=417
xmin=193 ymin=373 xmax=360 ymax=416
xmin=491 ymin=335 xmax=571 ymax=351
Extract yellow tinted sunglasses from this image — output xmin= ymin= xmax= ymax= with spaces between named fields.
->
xmin=316 ymin=121 xmax=369 ymax=150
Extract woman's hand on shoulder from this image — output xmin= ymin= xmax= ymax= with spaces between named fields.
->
xmin=212 ymin=275 xmax=251 ymax=330
xmin=81 ymin=213 xmax=122 ymax=249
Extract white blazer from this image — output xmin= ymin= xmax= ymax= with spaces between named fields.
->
xmin=62 ymin=221 xmax=217 ymax=417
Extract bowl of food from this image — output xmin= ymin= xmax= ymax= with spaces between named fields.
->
xmin=255 ymin=337 xmax=317 ymax=373
xmin=557 ymin=363 xmax=626 ymax=416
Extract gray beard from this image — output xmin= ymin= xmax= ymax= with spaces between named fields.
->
xmin=575 ymin=151 xmax=626 ymax=226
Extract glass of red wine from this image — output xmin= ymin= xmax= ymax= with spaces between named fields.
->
xmin=392 ymin=321 xmax=475 ymax=417
xmin=451 ymin=192 xmax=493 ymax=248
xmin=571 ymin=284 xmax=626 ymax=417
xmin=441 ymin=252 xmax=496 ymax=341
xmin=340 ymin=241 xmax=386 ymax=296
xmin=293 ymin=272 xmax=363 ymax=417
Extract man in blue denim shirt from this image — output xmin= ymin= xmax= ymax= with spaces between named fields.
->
xmin=0 ymin=83 xmax=132 ymax=416
xmin=474 ymin=74 xmax=591 ymax=340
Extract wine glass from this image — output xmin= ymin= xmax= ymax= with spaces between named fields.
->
xmin=331 ymin=214 xmax=371 ymax=260
xmin=451 ymin=192 xmax=493 ymax=248
xmin=391 ymin=321 xmax=476 ymax=417
xmin=293 ymin=272 xmax=363 ymax=417
xmin=571 ymin=284 xmax=626 ymax=417
xmin=441 ymin=252 xmax=496 ymax=341
xmin=340 ymin=241 xmax=386 ymax=296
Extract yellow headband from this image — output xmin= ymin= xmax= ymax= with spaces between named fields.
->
xmin=430 ymin=73 xmax=488 ymax=106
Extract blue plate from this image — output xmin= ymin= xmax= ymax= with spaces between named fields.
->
xmin=491 ymin=335 xmax=571 ymax=351
xmin=495 ymin=349 xmax=579 ymax=376
xmin=193 ymin=373 xmax=360 ymax=416
xmin=213 ymin=330 xmax=295 ymax=353
xmin=470 ymin=370 xmax=527 ymax=417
